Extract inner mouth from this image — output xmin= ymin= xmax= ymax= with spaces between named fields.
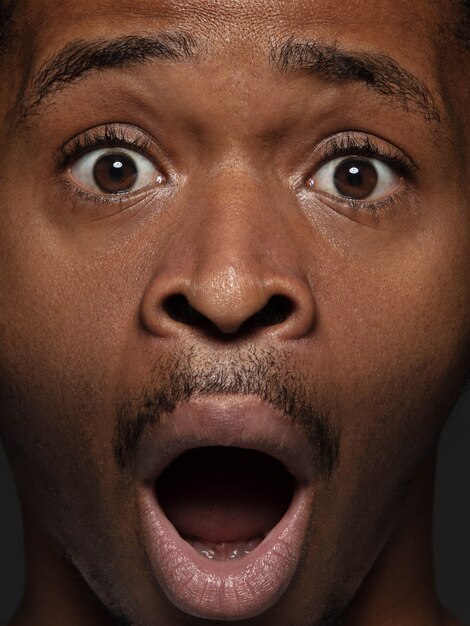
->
xmin=156 ymin=446 xmax=295 ymax=561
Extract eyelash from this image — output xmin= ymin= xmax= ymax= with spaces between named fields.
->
xmin=54 ymin=125 xmax=162 ymax=208
xmin=56 ymin=125 xmax=417 ymax=214
xmin=59 ymin=125 xmax=153 ymax=165
xmin=309 ymin=133 xmax=417 ymax=214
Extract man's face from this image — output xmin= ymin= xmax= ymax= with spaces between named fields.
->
xmin=0 ymin=0 xmax=469 ymax=624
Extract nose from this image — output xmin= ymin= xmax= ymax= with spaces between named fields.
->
xmin=140 ymin=173 xmax=316 ymax=340
xmin=141 ymin=267 xmax=315 ymax=339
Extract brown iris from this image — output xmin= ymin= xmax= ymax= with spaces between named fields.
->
xmin=333 ymin=158 xmax=378 ymax=200
xmin=93 ymin=153 xmax=138 ymax=193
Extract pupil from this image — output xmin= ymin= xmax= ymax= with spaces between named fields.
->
xmin=110 ymin=161 xmax=124 ymax=179
xmin=93 ymin=153 xmax=138 ymax=193
xmin=333 ymin=159 xmax=378 ymax=200
xmin=350 ymin=167 xmax=359 ymax=173
xmin=348 ymin=166 xmax=360 ymax=183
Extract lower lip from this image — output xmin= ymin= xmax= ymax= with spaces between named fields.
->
xmin=138 ymin=480 xmax=311 ymax=620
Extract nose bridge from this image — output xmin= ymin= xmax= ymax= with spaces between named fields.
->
xmin=190 ymin=165 xmax=286 ymax=277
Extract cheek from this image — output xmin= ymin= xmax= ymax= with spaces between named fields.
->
xmin=310 ymin=220 xmax=470 ymax=487
xmin=323 ymin=220 xmax=470 ymax=405
xmin=292 ymin=240 xmax=470 ymax=605
xmin=0 ymin=242 xmax=129 ymax=512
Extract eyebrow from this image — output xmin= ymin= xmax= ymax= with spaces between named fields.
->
xmin=18 ymin=32 xmax=442 ymax=126
xmin=271 ymin=37 xmax=442 ymax=124
xmin=18 ymin=32 xmax=196 ymax=122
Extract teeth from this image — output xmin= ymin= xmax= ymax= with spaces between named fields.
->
xmin=183 ymin=534 xmax=264 ymax=561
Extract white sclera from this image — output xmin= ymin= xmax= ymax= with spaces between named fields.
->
xmin=70 ymin=147 xmax=161 ymax=194
xmin=311 ymin=156 xmax=400 ymax=200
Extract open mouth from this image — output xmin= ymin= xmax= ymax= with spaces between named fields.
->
xmin=136 ymin=396 xmax=315 ymax=621
xmin=156 ymin=446 xmax=295 ymax=561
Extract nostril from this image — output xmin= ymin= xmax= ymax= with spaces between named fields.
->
xmin=243 ymin=295 xmax=294 ymax=330
xmin=162 ymin=292 xmax=295 ymax=336
xmin=163 ymin=293 xmax=192 ymax=324
xmin=163 ymin=294 xmax=216 ymax=331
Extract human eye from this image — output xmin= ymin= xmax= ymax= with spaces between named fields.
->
xmin=70 ymin=147 xmax=161 ymax=195
xmin=305 ymin=133 xmax=417 ymax=211
xmin=312 ymin=155 xmax=398 ymax=201
xmin=58 ymin=124 xmax=166 ymax=199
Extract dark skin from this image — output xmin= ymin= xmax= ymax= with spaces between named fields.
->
xmin=0 ymin=0 xmax=469 ymax=624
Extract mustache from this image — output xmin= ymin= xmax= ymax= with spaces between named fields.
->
xmin=113 ymin=346 xmax=341 ymax=479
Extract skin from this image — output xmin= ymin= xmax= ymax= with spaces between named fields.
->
xmin=0 ymin=0 xmax=469 ymax=624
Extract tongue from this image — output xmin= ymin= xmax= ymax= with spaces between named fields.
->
xmin=156 ymin=447 xmax=294 ymax=544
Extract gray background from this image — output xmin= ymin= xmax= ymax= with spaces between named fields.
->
xmin=1 ymin=392 xmax=469 ymax=625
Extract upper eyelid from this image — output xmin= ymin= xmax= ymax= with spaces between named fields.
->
xmin=58 ymin=125 xmax=415 ymax=167
xmin=56 ymin=125 xmax=157 ymax=169
xmin=313 ymin=133 xmax=418 ymax=176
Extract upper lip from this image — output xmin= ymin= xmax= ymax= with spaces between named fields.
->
xmin=134 ymin=394 xmax=318 ymax=486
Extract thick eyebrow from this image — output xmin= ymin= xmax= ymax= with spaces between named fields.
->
xmin=18 ymin=32 xmax=442 ymax=127
xmin=18 ymin=32 xmax=196 ymax=122
xmin=270 ymin=37 xmax=442 ymax=123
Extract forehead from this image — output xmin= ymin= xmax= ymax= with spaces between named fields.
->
xmin=12 ymin=0 xmax=455 ymax=135
xmin=21 ymin=0 xmax=443 ymax=58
